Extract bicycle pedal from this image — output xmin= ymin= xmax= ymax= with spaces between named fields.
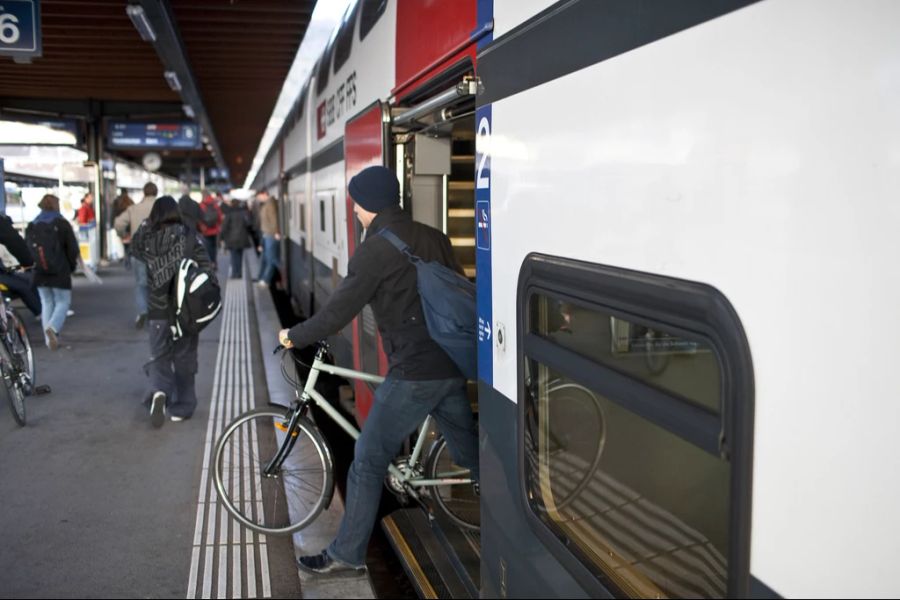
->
xmin=34 ymin=384 xmax=51 ymax=395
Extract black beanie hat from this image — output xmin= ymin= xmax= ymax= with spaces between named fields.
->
xmin=348 ymin=166 xmax=400 ymax=213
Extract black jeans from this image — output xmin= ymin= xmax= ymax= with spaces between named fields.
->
xmin=144 ymin=320 xmax=199 ymax=418
xmin=229 ymin=248 xmax=244 ymax=278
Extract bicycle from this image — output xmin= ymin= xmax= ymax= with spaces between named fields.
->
xmin=0 ymin=267 xmax=36 ymax=426
xmin=213 ymin=341 xmax=479 ymax=536
xmin=524 ymin=376 xmax=606 ymax=512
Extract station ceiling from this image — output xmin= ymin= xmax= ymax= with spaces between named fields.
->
xmin=0 ymin=0 xmax=316 ymax=186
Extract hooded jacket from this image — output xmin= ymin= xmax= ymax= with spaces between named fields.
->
xmin=130 ymin=223 xmax=212 ymax=320
xmin=286 ymin=206 xmax=463 ymax=380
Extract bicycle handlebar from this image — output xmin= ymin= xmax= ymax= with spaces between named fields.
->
xmin=273 ymin=339 xmax=330 ymax=355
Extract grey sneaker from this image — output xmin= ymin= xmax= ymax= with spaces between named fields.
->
xmin=45 ymin=328 xmax=59 ymax=351
xmin=135 ymin=313 xmax=147 ymax=330
xmin=297 ymin=550 xmax=366 ymax=577
xmin=150 ymin=392 xmax=166 ymax=428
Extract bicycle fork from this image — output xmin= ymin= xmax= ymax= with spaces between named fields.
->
xmin=264 ymin=405 xmax=307 ymax=476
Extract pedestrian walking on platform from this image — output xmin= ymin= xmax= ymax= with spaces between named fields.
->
xmin=115 ymin=182 xmax=157 ymax=329
xmin=279 ymin=166 xmax=479 ymax=576
xmin=26 ymin=194 xmax=79 ymax=350
xmin=178 ymin=193 xmax=203 ymax=234
xmin=198 ymin=193 xmax=223 ymax=267
xmin=255 ymin=190 xmax=281 ymax=287
xmin=131 ymin=196 xmax=213 ymax=427
xmin=220 ymin=198 xmax=254 ymax=279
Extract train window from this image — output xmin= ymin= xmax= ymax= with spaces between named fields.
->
xmin=359 ymin=0 xmax=387 ymax=41
xmin=319 ymin=198 xmax=326 ymax=233
xmin=517 ymin=255 xmax=754 ymax=598
xmin=531 ymin=298 xmax=721 ymax=414
xmin=294 ymin=84 xmax=307 ymax=125
xmin=333 ymin=1 xmax=360 ymax=74
xmin=331 ymin=195 xmax=337 ymax=244
xmin=316 ymin=39 xmax=335 ymax=96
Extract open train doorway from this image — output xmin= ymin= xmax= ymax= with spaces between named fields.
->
xmin=385 ymin=91 xmax=481 ymax=598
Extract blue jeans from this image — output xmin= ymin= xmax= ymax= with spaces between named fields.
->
xmin=133 ymin=258 xmax=149 ymax=316
xmin=257 ymin=235 xmax=280 ymax=284
xmin=202 ymin=235 xmax=218 ymax=266
xmin=37 ymin=287 xmax=71 ymax=339
xmin=328 ymin=376 xmax=479 ymax=567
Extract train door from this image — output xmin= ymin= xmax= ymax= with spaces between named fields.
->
xmin=344 ymin=101 xmax=389 ymax=424
xmin=382 ymin=78 xmax=481 ymax=598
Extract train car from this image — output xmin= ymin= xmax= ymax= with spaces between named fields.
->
xmin=254 ymin=0 xmax=900 ymax=597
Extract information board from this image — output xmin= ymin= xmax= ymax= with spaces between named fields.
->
xmin=108 ymin=121 xmax=201 ymax=150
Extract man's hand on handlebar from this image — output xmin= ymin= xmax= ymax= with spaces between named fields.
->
xmin=278 ymin=328 xmax=294 ymax=349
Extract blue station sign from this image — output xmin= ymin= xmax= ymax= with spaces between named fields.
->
xmin=108 ymin=121 xmax=201 ymax=150
xmin=0 ymin=0 xmax=41 ymax=60
xmin=207 ymin=167 xmax=230 ymax=181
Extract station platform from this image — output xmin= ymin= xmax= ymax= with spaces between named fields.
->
xmin=0 ymin=256 xmax=375 ymax=599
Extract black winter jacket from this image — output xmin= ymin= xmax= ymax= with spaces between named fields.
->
xmin=287 ymin=206 xmax=463 ymax=380
xmin=178 ymin=196 xmax=203 ymax=233
xmin=30 ymin=216 xmax=79 ymax=289
xmin=0 ymin=215 xmax=33 ymax=268
xmin=220 ymin=205 xmax=254 ymax=249
xmin=131 ymin=223 xmax=212 ymax=320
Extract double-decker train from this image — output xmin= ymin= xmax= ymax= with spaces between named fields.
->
xmin=252 ymin=0 xmax=900 ymax=597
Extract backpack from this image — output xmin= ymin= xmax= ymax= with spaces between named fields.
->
xmin=25 ymin=221 xmax=68 ymax=276
xmin=171 ymin=234 xmax=222 ymax=339
xmin=201 ymin=202 xmax=219 ymax=228
xmin=378 ymin=228 xmax=477 ymax=380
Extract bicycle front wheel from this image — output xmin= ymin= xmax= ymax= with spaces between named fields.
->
xmin=426 ymin=437 xmax=480 ymax=531
xmin=9 ymin=312 xmax=34 ymax=395
xmin=0 ymin=342 xmax=25 ymax=426
xmin=213 ymin=407 xmax=335 ymax=536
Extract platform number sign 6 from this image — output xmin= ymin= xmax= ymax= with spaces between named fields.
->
xmin=0 ymin=12 xmax=21 ymax=45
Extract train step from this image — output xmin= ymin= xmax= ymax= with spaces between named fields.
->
xmin=381 ymin=508 xmax=480 ymax=599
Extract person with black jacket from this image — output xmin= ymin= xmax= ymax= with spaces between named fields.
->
xmin=131 ymin=196 xmax=213 ymax=427
xmin=27 ymin=194 xmax=79 ymax=350
xmin=0 ymin=211 xmax=40 ymax=318
xmin=279 ymin=166 xmax=479 ymax=576
xmin=220 ymin=198 xmax=254 ymax=279
xmin=178 ymin=193 xmax=203 ymax=234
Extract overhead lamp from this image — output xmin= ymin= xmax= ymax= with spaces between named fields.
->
xmin=164 ymin=71 xmax=182 ymax=92
xmin=126 ymin=5 xmax=157 ymax=42
xmin=182 ymin=104 xmax=195 ymax=119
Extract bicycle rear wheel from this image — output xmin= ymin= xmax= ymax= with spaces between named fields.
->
xmin=426 ymin=438 xmax=480 ymax=531
xmin=0 ymin=343 xmax=25 ymax=426
xmin=540 ymin=381 xmax=606 ymax=511
xmin=213 ymin=406 xmax=335 ymax=536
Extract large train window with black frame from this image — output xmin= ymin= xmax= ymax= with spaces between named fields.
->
xmin=518 ymin=256 xmax=753 ymax=599
xmin=333 ymin=1 xmax=359 ymax=74
xmin=359 ymin=0 xmax=387 ymax=41
xmin=316 ymin=39 xmax=335 ymax=96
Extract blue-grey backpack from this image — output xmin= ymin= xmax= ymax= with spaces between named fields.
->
xmin=378 ymin=228 xmax=477 ymax=380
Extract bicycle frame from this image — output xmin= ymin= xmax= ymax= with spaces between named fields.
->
xmin=272 ymin=346 xmax=473 ymax=498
